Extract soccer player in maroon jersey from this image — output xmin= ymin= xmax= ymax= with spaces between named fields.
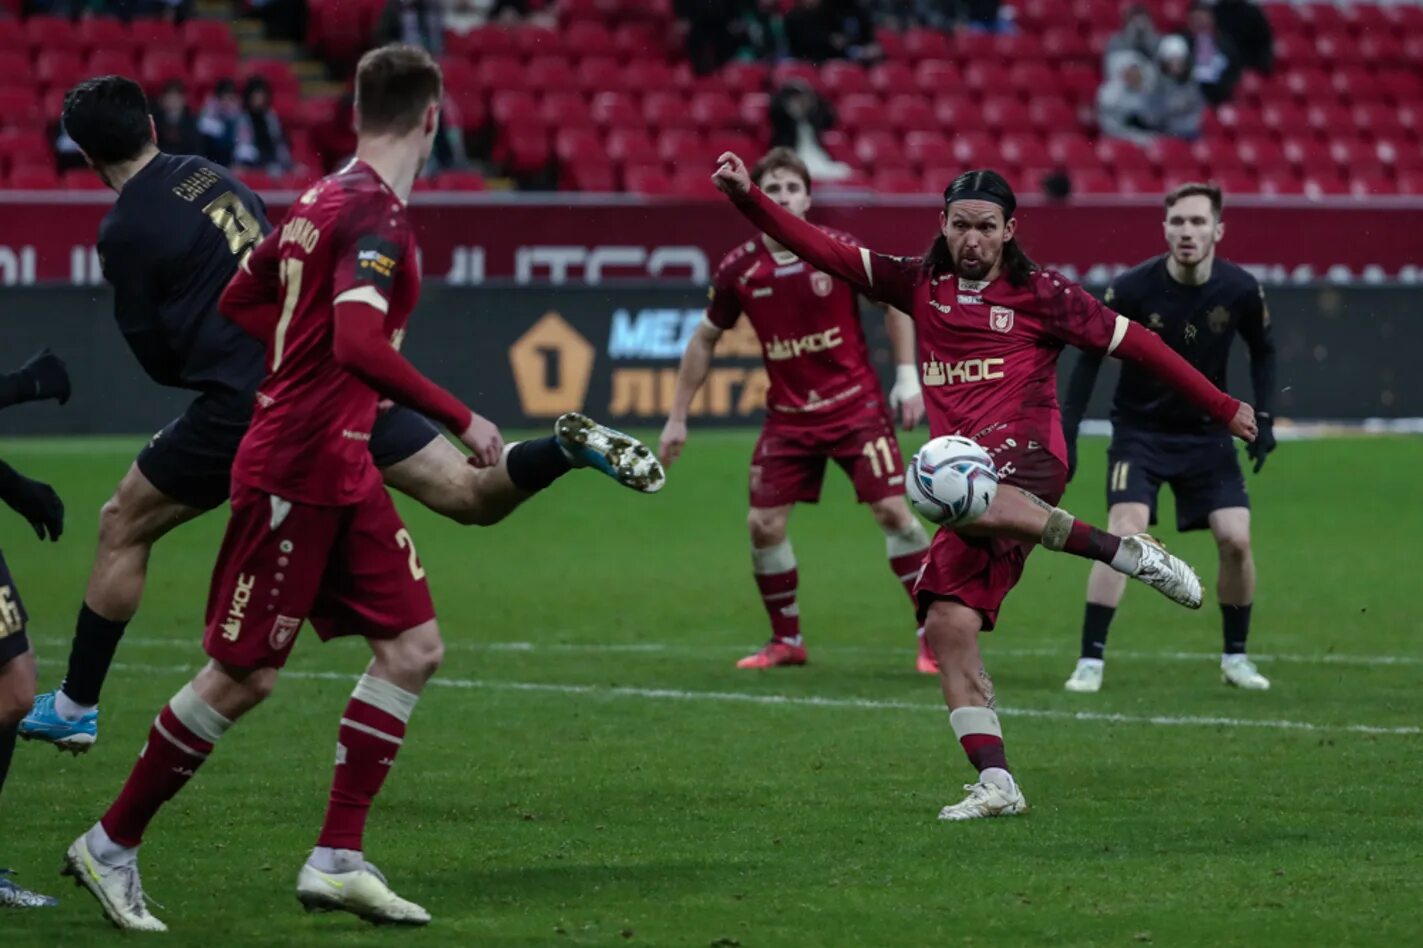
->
xmin=658 ymin=148 xmax=935 ymax=672
xmin=62 ymin=46 xmax=499 ymax=929
xmin=712 ymin=153 xmax=1257 ymax=821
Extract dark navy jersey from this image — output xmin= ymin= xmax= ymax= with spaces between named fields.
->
xmin=1099 ymin=254 xmax=1274 ymax=433
xmin=97 ymin=153 xmax=270 ymax=395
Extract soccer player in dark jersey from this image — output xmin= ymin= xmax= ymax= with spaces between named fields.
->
xmin=21 ymin=75 xmax=663 ymax=753
xmin=658 ymin=148 xmax=935 ymax=672
xmin=1060 ymin=183 xmax=1277 ymax=694
xmin=62 ymin=46 xmax=523 ymax=930
xmin=0 ymin=349 xmax=69 ymax=909
xmin=711 ymin=153 xmax=1257 ymax=820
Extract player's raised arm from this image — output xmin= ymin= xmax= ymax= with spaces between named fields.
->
xmin=1044 ymin=274 xmax=1257 ymax=442
xmin=883 ymin=306 xmax=923 ymax=429
xmin=1238 ymin=284 xmax=1278 ymax=471
xmin=0 ymin=349 xmax=70 ymax=410
xmin=713 ymin=152 xmax=917 ymax=311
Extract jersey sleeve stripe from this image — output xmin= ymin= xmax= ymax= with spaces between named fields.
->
xmin=334 ymin=285 xmax=390 ymax=313
xmin=1106 ymin=314 xmax=1130 ymax=355
xmin=859 ymin=247 xmax=873 ymax=286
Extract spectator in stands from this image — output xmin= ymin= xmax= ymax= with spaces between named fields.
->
xmin=377 ymin=0 xmax=444 ymax=55
xmin=1148 ymin=34 xmax=1205 ymax=140
xmin=232 ymin=76 xmax=292 ymax=174
xmin=197 ymin=78 xmax=243 ymax=167
xmin=784 ymin=0 xmax=879 ymax=64
xmin=423 ymin=92 xmax=472 ymax=177
xmin=1211 ymin=0 xmax=1273 ymax=75
xmin=677 ymin=0 xmax=754 ymax=75
xmin=444 ymin=0 xmax=540 ymax=33
xmin=1096 ymin=50 xmax=1159 ymax=147
xmin=1104 ymin=4 xmax=1159 ymax=70
xmin=769 ymin=79 xmax=852 ymax=181
xmin=151 ymin=79 xmax=203 ymax=156
xmin=864 ymin=0 xmax=954 ymax=32
xmin=962 ymin=0 xmax=1008 ymax=33
xmin=1184 ymin=1 xmax=1240 ymax=105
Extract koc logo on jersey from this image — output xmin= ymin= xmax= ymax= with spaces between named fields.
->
xmin=922 ymin=357 xmax=1006 ymax=386
xmin=765 ymin=327 xmax=844 ymax=361
xmin=222 ymin=573 xmax=256 ymax=641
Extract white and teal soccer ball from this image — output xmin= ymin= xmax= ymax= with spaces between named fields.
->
xmin=906 ymin=435 xmax=999 ymax=526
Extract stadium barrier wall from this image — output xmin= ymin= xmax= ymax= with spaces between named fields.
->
xmin=2 ymin=194 xmax=1422 ymax=286
xmin=0 ymin=284 xmax=1418 ymax=436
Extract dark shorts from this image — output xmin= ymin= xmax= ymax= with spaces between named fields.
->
xmin=137 ymin=392 xmax=441 ymax=511
xmin=914 ymin=422 xmax=1067 ymax=631
xmin=749 ymin=401 xmax=905 ymax=508
xmin=0 ymin=549 xmax=31 ymax=666
xmin=1107 ymin=425 xmax=1248 ymax=532
xmin=202 ymin=484 xmax=436 ymax=670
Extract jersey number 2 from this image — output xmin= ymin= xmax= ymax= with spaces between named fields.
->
xmin=202 ymin=192 xmax=261 ymax=264
xmin=395 ymin=528 xmax=426 ymax=581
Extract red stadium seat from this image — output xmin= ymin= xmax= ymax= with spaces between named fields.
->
xmin=1396 ymin=171 xmax=1423 ymax=196
xmin=770 ymin=61 xmax=819 ymax=90
xmin=63 ymin=167 xmax=108 ymax=190
xmin=838 ymin=94 xmax=891 ymax=132
xmin=624 ymin=164 xmax=672 ymax=195
xmin=0 ymin=87 xmax=38 ymax=130
xmin=238 ymin=59 xmax=299 ymax=96
xmin=613 ymin=22 xmax=668 ymax=61
xmin=668 ymin=171 xmax=720 ymax=201
xmin=542 ymin=92 xmax=595 ymax=129
xmin=1071 ymin=169 xmax=1117 ymax=194
xmin=886 ymin=95 xmax=933 ymax=133
xmin=1041 ymin=27 xmax=1091 ymax=64
xmin=1007 ymin=62 xmax=1056 ymax=98
xmin=0 ymin=30 xmax=27 ymax=56
xmin=1000 ymin=133 xmax=1048 ymax=170
xmin=983 ymin=97 xmax=1032 ymax=133
xmin=589 ymin=92 xmax=642 ymax=130
xmin=1095 ymin=138 xmax=1152 ymax=174
xmin=952 ymin=132 xmax=996 ymax=166
xmin=706 ymin=132 xmax=759 ymax=163
xmin=477 ymin=55 xmax=524 ymax=92
xmin=8 ymin=164 xmax=59 ymax=189
xmin=1377 ymin=140 xmax=1423 ymax=172
xmin=818 ymin=129 xmax=853 ymax=163
xmin=525 ymin=56 xmax=577 ymax=92
xmin=1114 ymin=171 xmax=1164 ymax=196
xmin=853 ymin=130 xmax=906 ymax=169
xmin=181 ymin=19 xmax=238 ymax=58
xmin=1056 ymin=64 xmax=1101 ymax=106
xmin=1302 ymin=174 xmax=1349 ymax=197
xmin=1026 ymin=96 xmax=1076 ymax=132
xmin=1351 ymin=103 xmax=1412 ymax=143
xmin=624 ymin=60 xmax=679 ymax=94
xmin=1357 ymin=35 xmax=1405 ymax=69
xmin=554 ymin=127 xmax=601 ymax=163
xmin=130 ymin=17 xmax=181 ymax=53
xmin=35 ymin=50 xmax=83 ymax=90
xmin=25 ymin=16 xmax=81 ymax=52
xmin=449 ymin=26 xmax=517 ymax=59
xmin=436 ymin=170 xmax=486 ymax=192
xmin=565 ymin=158 xmax=616 ymax=192
xmin=1377 ymin=70 xmax=1423 ymax=107
xmin=565 ymin=20 xmax=616 ymax=59
xmin=0 ymin=129 xmax=48 ymax=170
xmin=438 ymin=55 xmax=477 ymax=93
xmin=1332 ymin=69 xmax=1384 ymax=104
xmin=76 ymin=17 xmax=134 ymax=56
xmin=1348 ymin=173 xmax=1397 ymax=198
xmin=88 ymin=49 xmax=137 ymax=77
xmin=190 ymin=52 xmax=240 ymax=94
xmin=1202 ymin=170 xmax=1258 ymax=195
xmin=1216 ymin=104 xmax=1268 ymax=140
xmin=644 ymin=91 xmax=697 ymax=130
xmin=1305 ymin=102 xmax=1350 ymax=137
xmin=904 ymin=131 xmax=952 ymax=170
xmin=873 ymin=169 xmax=923 ymax=194
xmin=1194 ymin=139 xmax=1247 ymax=176
xmin=499 ymin=126 xmax=551 ymax=174
xmin=819 ymin=61 xmax=869 ymax=98
xmin=490 ymin=90 xmax=538 ymax=127
xmin=913 ymin=60 xmax=959 ymax=93
xmin=514 ymin=26 xmax=562 ymax=58
xmin=575 ymin=57 xmax=622 ymax=95
xmin=1261 ymin=102 xmax=1308 ymax=137
xmin=1144 ymin=137 xmax=1195 ymax=172
xmin=1330 ymin=139 xmax=1388 ymax=178
xmin=902 ymin=28 xmax=951 ymax=62
xmin=656 ymin=128 xmax=703 ymax=166
xmin=138 ymin=49 xmax=189 ymax=93
xmin=868 ymin=62 xmax=915 ymax=97
xmin=739 ymin=91 xmax=770 ymax=131
xmin=719 ymin=62 xmax=768 ymax=96
xmin=605 ymin=128 xmax=656 ymax=165
xmin=690 ymin=91 xmax=738 ymax=131
xmin=873 ymin=26 xmax=904 ymax=61
xmin=1047 ymin=133 xmax=1094 ymax=168
xmin=962 ymin=62 xmax=1011 ymax=95
xmin=1237 ymin=139 xmax=1286 ymax=173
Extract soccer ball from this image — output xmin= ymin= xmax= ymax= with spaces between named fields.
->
xmin=906 ymin=435 xmax=999 ymax=526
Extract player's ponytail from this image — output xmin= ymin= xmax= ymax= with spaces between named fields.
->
xmin=1001 ymin=237 xmax=1039 ymax=288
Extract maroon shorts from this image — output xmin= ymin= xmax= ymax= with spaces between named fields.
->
xmin=749 ymin=402 xmax=904 ymax=508
xmin=203 ymin=484 xmax=436 ymax=669
xmin=913 ymin=422 xmax=1068 ymax=631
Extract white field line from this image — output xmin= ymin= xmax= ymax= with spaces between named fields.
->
xmin=33 ymin=633 xmax=1423 ymax=668
xmin=106 ymin=661 xmax=1421 ymax=738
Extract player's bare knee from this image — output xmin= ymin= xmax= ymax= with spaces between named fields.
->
xmin=747 ymin=509 xmax=787 ymax=548
xmin=870 ymin=497 xmax=914 ymax=532
xmin=385 ymin=625 xmax=444 ymax=681
xmin=0 ymin=681 xmax=33 ymax=729
xmin=1216 ymin=531 xmax=1251 ymax=563
xmin=923 ymin=602 xmax=978 ymax=661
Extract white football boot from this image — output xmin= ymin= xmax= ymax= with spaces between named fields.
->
xmin=554 ymin=412 xmax=665 ymax=494
xmin=61 ymin=835 xmax=167 ymax=932
xmin=1221 ymin=654 xmax=1271 ymax=690
xmin=1123 ymin=534 xmax=1203 ymax=608
xmin=937 ymin=772 xmax=1028 ymax=821
xmin=296 ymin=860 xmax=430 ymax=926
xmin=1063 ymin=658 xmax=1105 ymax=693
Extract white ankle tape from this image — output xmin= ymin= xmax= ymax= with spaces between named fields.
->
xmin=353 ymin=674 xmax=419 ymax=724
xmin=751 ymin=539 xmax=795 ymax=575
xmin=1041 ymin=508 xmax=1075 ymax=551
xmin=884 ymin=520 xmax=930 ymax=557
xmin=169 ymin=683 xmax=233 ymax=744
xmin=949 ymin=706 xmax=1003 ymax=739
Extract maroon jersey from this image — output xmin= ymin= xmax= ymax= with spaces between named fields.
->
xmin=707 ymin=231 xmax=881 ymax=425
xmin=232 ymin=160 xmax=420 ymax=505
xmin=859 ymin=256 xmax=1117 ymax=464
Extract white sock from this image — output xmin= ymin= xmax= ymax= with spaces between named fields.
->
xmin=55 ymin=690 xmax=95 ymax=722
xmin=1110 ymin=540 xmax=1141 ymax=573
xmin=309 ymin=846 xmax=365 ymax=874
xmin=980 ymin=767 xmax=1017 ymax=795
xmin=85 ymin=822 xmax=137 ymax=867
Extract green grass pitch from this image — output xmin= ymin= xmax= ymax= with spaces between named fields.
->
xmin=1 ymin=431 xmax=1420 ymax=946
